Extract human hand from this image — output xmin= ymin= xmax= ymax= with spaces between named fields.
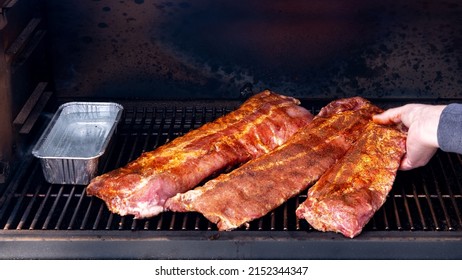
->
xmin=373 ymin=104 xmax=446 ymax=170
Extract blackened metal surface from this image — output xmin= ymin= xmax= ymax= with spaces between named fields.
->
xmin=44 ymin=0 xmax=462 ymax=100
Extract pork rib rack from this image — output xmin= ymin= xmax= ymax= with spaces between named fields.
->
xmin=86 ymin=90 xmax=313 ymax=218
xmin=296 ymin=121 xmax=406 ymax=238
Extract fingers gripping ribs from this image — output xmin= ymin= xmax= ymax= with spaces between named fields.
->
xmin=86 ymin=91 xmax=313 ymax=218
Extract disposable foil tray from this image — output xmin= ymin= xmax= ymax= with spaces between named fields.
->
xmin=32 ymin=102 xmax=123 ymax=185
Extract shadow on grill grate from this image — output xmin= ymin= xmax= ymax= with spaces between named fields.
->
xmin=2 ymin=104 xmax=462 ymax=233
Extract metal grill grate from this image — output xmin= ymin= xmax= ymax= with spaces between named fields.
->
xmin=1 ymin=103 xmax=462 ymax=233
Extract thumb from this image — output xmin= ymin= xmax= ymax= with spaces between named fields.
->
xmin=373 ymin=107 xmax=405 ymax=125
xmin=398 ymin=154 xmax=414 ymax=171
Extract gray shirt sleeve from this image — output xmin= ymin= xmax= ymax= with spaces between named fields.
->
xmin=437 ymin=103 xmax=462 ymax=154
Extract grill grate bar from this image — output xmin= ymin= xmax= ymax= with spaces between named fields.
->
xmin=428 ymin=160 xmax=453 ymax=230
xmin=143 ymin=220 xmax=150 ymax=230
xmin=141 ymin=108 xmax=158 ymax=153
xmin=169 ymin=213 xmax=177 ymax=230
xmin=54 ymin=186 xmax=76 ymax=229
xmin=400 ymin=187 xmax=415 ymax=230
xmin=392 ymin=196 xmax=402 ymax=230
xmin=412 ymin=182 xmax=428 ymax=230
xmin=382 ymin=205 xmax=390 ymax=230
xmin=181 ymin=213 xmax=188 ymax=230
xmin=178 ymin=108 xmax=187 ymax=137
xmin=421 ymin=172 xmax=441 ymax=230
xmin=118 ymin=216 xmax=126 ymax=230
xmin=164 ymin=107 xmax=177 ymax=144
xmin=105 ymin=213 xmax=114 ymax=230
xmin=67 ymin=187 xmax=87 ymax=229
xmin=151 ymin=109 xmax=167 ymax=150
xmin=79 ymin=198 xmax=94 ymax=230
xmin=270 ymin=212 xmax=276 ymax=230
xmin=131 ymin=217 xmax=137 ymax=231
xmin=156 ymin=213 xmax=164 ymax=230
xmin=42 ymin=186 xmax=64 ymax=229
xmin=126 ymin=108 xmax=147 ymax=163
xmin=29 ymin=184 xmax=52 ymax=230
xmin=116 ymin=110 xmax=137 ymax=165
xmin=194 ymin=215 xmax=200 ymax=230
xmin=92 ymin=203 xmax=105 ymax=230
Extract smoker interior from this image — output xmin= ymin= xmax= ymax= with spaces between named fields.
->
xmin=1 ymin=99 xmax=462 ymax=259
xmin=2 ymin=0 xmax=462 ymax=259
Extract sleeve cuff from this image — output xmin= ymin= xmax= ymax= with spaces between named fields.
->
xmin=437 ymin=103 xmax=462 ymax=154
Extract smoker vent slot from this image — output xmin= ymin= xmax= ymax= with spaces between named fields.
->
xmin=1 ymin=102 xmax=462 ymax=234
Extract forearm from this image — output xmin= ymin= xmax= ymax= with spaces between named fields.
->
xmin=437 ymin=103 xmax=462 ymax=154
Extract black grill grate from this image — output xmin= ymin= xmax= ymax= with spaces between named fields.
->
xmin=1 ymin=103 xmax=462 ymax=233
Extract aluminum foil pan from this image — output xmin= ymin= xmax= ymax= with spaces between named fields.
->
xmin=32 ymin=102 xmax=123 ymax=185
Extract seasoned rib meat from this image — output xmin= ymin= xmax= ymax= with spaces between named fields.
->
xmin=166 ymin=97 xmax=382 ymax=230
xmin=296 ymin=122 xmax=406 ymax=238
xmin=86 ymin=90 xmax=313 ymax=218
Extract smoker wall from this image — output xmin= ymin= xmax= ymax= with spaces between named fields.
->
xmin=44 ymin=0 xmax=462 ymax=100
xmin=0 ymin=0 xmax=48 ymax=182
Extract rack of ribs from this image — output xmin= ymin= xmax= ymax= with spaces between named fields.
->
xmin=86 ymin=90 xmax=313 ymax=218
xmin=296 ymin=121 xmax=406 ymax=238
xmin=166 ymin=97 xmax=383 ymax=230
